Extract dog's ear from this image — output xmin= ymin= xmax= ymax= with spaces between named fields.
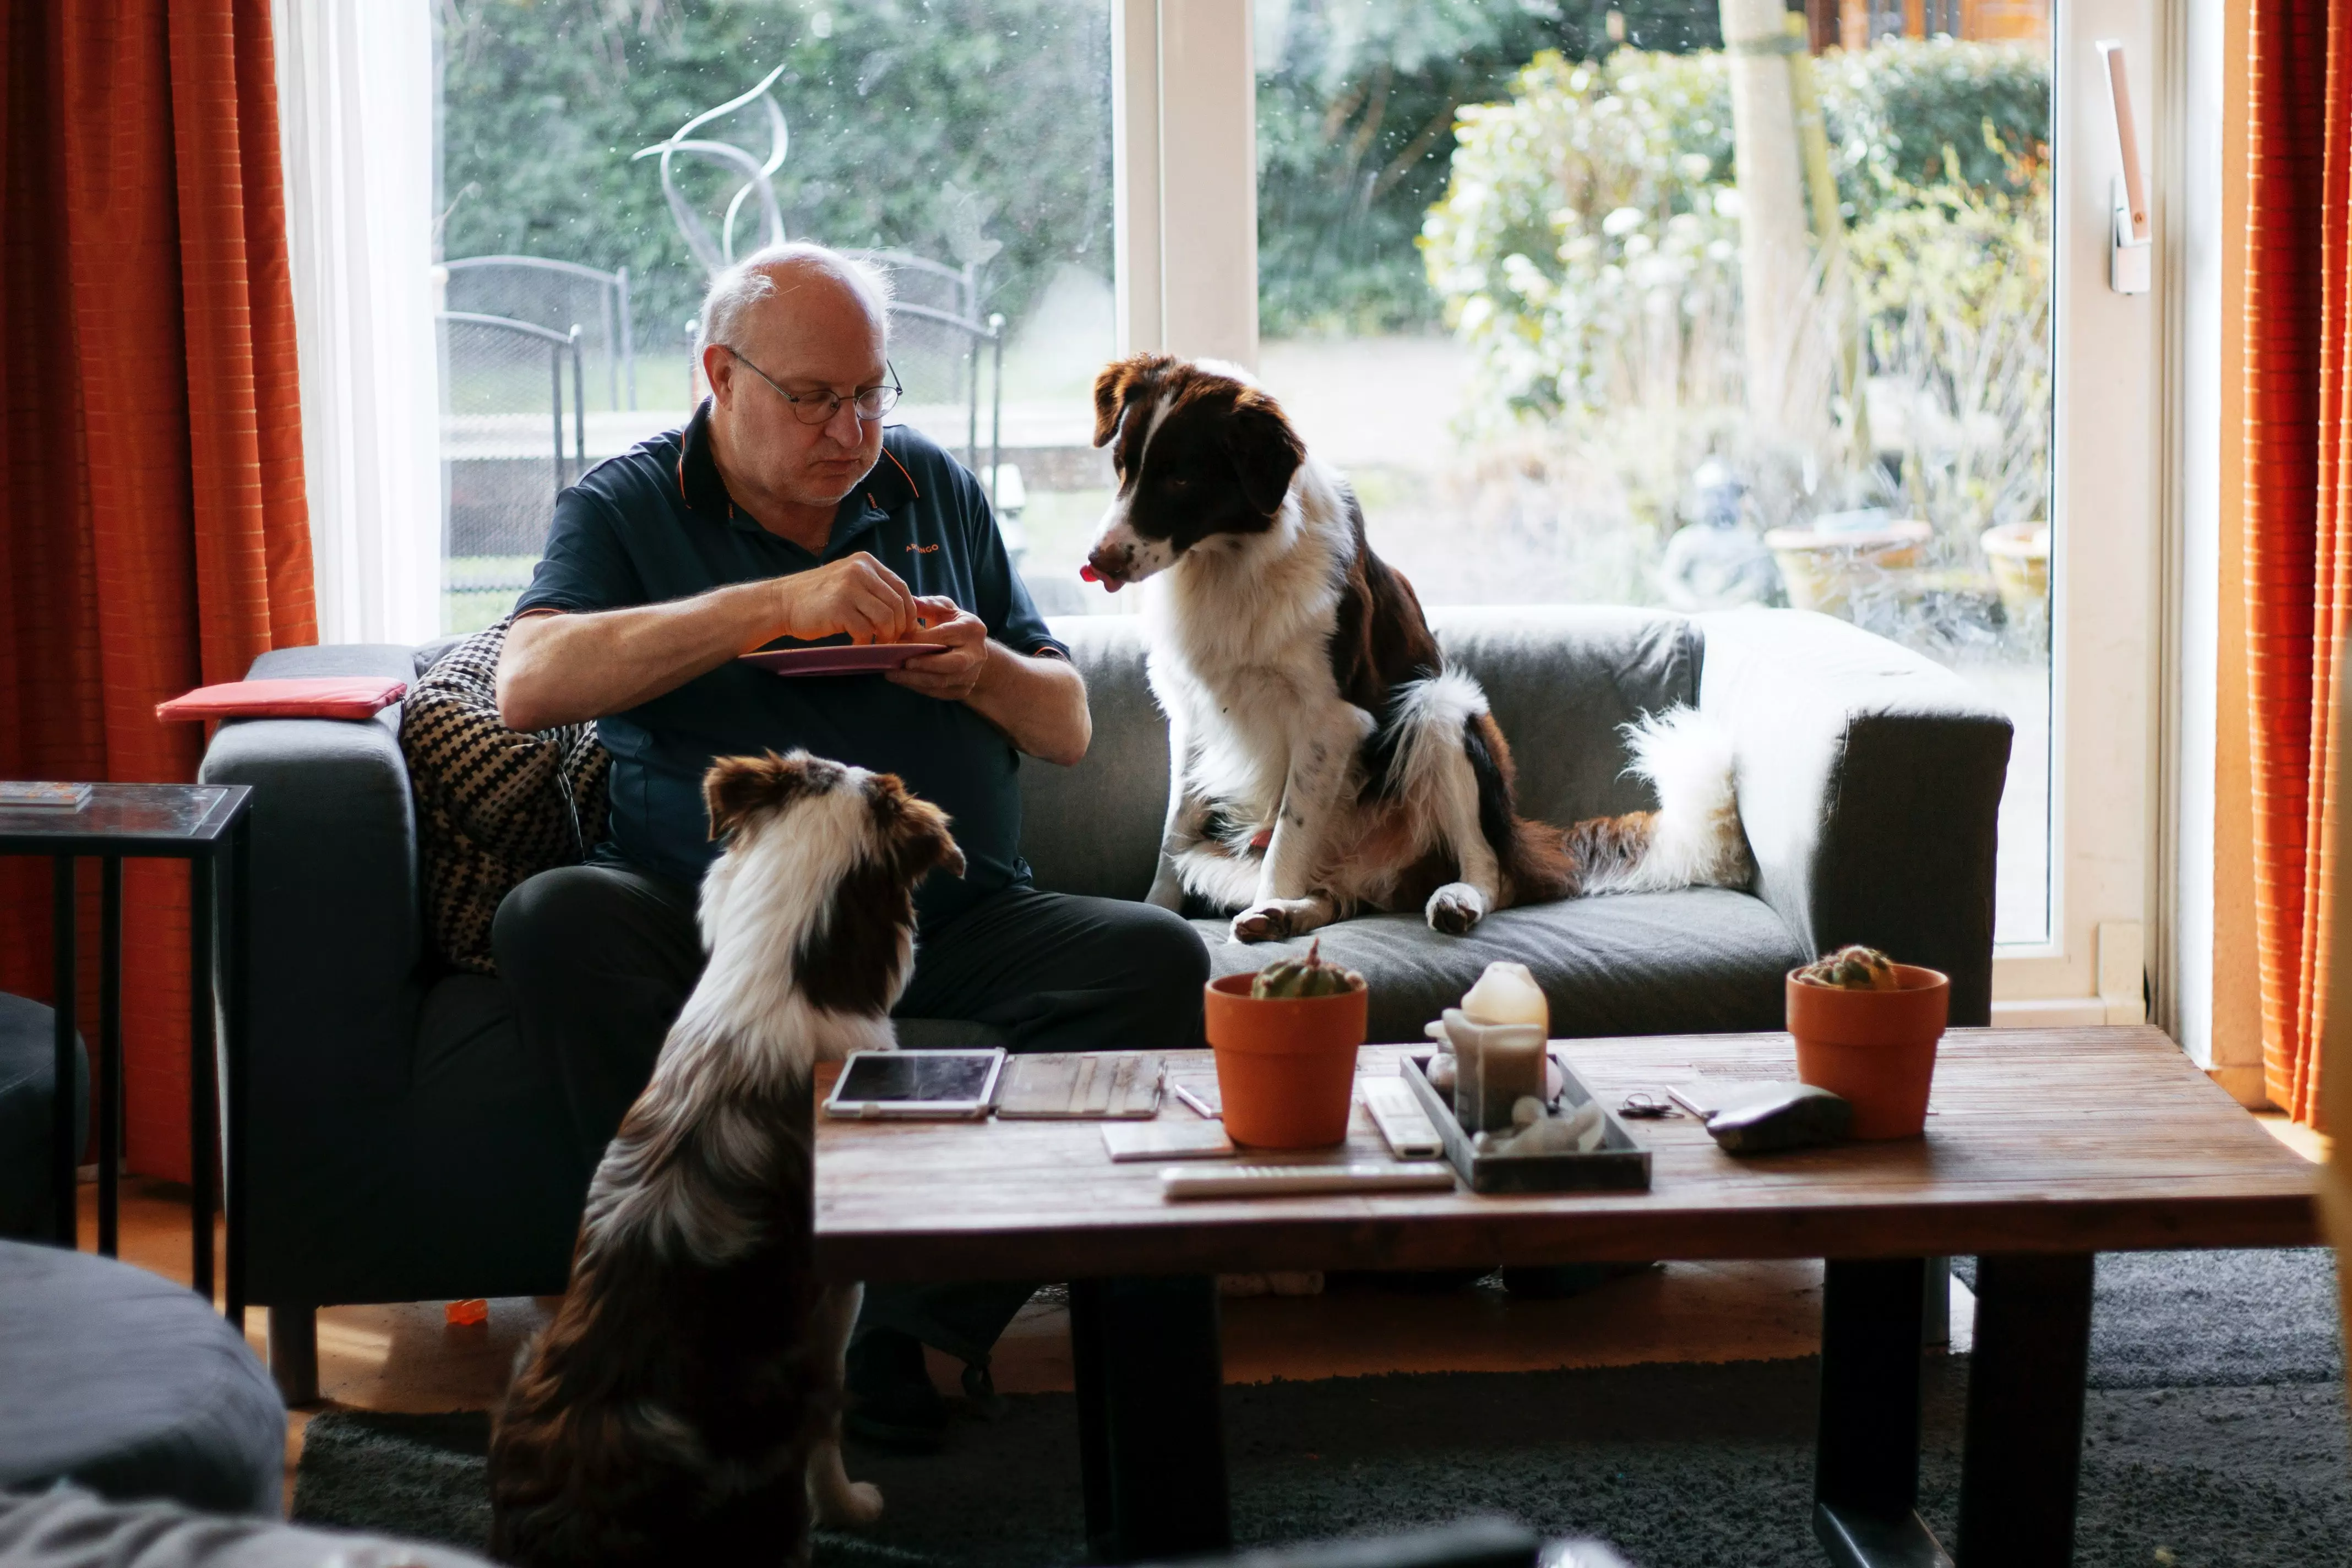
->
xmin=1226 ymin=391 xmax=1305 ymax=516
xmin=704 ymin=750 xmax=825 ymax=841
xmin=1092 ymin=355 xmax=1162 ymax=450
xmin=865 ymin=772 xmax=966 ymax=883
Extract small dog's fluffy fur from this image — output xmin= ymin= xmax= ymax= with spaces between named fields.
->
xmin=1082 ymin=354 xmax=1752 ymax=941
xmin=488 ymin=751 xmax=962 ymax=1566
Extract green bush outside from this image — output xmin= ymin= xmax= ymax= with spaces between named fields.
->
xmin=1253 ymin=0 xmax=1721 ymax=336
xmin=439 ymin=4 xmax=2041 ymax=356
xmin=438 ymin=1 xmax=1737 ymax=346
xmin=439 ymin=0 xmax=1114 ymax=353
xmin=1423 ymin=39 xmax=2049 ymax=433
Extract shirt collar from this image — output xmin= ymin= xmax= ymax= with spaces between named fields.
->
xmin=673 ymin=399 xmax=921 ymax=543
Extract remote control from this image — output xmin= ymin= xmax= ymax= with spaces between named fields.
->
xmin=1360 ymin=1076 xmax=1445 ymax=1158
xmin=1161 ymin=1162 xmax=1456 ymax=1200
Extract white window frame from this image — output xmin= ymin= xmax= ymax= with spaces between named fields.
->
xmin=1114 ymin=0 xmax=2175 ymax=1026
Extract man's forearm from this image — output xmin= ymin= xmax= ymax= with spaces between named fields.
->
xmin=497 ymin=585 xmax=773 ymax=731
xmin=967 ymin=646 xmax=1091 ymax=767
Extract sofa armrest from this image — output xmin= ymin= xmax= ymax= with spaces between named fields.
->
xmin=197 ymin=645 xmax=422 ymax=1104
xmin=1696 ymin=611 xmax=2014 ymax=1027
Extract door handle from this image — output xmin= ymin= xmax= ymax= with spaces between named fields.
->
xmin=2098 ymin=39 xmax=2152 ymax=295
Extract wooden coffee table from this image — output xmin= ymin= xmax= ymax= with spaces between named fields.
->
xmin=814 ymin=1026 xmax=2317 ymax=1568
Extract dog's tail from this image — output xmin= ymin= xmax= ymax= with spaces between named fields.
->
xmin=1552 ymin=705 xmax=1751 ymax=897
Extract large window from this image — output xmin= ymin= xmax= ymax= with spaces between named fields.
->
xmin=421 ymin=0 xmax=2163 ymax=1019
xmin=432 ymin=0 xmax=1115 ymax=631
xmin=1251 ymin=1 xmax=2055 ymax=946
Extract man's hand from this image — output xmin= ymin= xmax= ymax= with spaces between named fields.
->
xmin=881 ymin=595 xmax=1091 ymax=765
xmin=754 ymin=553 xmax=921 ymax=649
xmin=887 ymin=596 xmax=989 ymax=701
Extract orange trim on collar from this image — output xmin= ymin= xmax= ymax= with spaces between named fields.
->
xmin=879 ymin=444 xmax=922 ymax=499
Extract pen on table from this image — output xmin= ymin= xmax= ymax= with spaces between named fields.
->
xmin=1170 ymin=1081 xmax=1218 ymax=1120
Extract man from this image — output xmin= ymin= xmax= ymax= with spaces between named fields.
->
xmin=492 ymin=242 xmax=1208 ymax=1446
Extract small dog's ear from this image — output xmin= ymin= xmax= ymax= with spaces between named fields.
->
xmin=867 ymin=773 xmax=965 ymax=881
xmin=1092 ymin=355 xmax=1161 ymax=450
xmin=704 ymin=750 xmax=818 ymax=841
xmin=1226 ymin=391 xmax=1305 ymax=516
xmin=913 ymin=818 xmax=967 ymax=882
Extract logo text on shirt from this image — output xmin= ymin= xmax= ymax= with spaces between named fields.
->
xmin=906 ymin=543 xmax=940 ymax=554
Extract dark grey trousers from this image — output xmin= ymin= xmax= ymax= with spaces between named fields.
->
xmin=492 ymin=862 xmax=1211 ymax=1364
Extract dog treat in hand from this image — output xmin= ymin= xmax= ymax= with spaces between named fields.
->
xmin=1795 ymin=945 xmax=1901 ymax=991
xmin=1250 ymin=939 xmax=1364 ymax=999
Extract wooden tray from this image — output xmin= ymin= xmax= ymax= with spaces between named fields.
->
xmin=1401 ymin=1052 xmax=1651 ymax=1195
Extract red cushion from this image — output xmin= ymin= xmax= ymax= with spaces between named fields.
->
xmin=156 ymin=676 xmax=407 ymax=722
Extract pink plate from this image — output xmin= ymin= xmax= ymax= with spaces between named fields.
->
xmin=738 ymin=643 xmax=938 ymax=677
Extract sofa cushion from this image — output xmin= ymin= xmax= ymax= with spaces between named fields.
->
xmin=1197 ymin=888 xmax=1805 ymax=1045
xmin=1021 ymin=617 xmax=1171 ymax=900
xmin=399 ymin=622 xmax=609 ymax=974
xmin=1429 ymin=606 xmax=1703 ymax=826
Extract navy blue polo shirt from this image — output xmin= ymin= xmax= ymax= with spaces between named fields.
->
xmin=514 ymin=401 xmax=1067 ymax=927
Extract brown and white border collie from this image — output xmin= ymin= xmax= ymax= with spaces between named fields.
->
xmin=1082 ymin=354 xmax=1751 ymax=943
xmin=488 ymin=752 xmax=962 ymax=1566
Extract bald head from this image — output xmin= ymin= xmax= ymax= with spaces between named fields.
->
xmin=700 ymin=243 xmax=891 ymax=357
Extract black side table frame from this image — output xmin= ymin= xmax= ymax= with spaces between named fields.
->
xmin=0 ymin=783 xmax=253 ymax=1321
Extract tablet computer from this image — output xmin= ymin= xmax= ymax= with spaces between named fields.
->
xmin=823 ymin=1048 xmax=1005 ymax=1120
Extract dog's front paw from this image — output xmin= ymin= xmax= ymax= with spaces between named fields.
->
xmin=1231 ymin=902 xmax=1294 ymax=943
xmin=1425 ymin=882 xmax=1487 ymax=935
xmin=816 ymin=1479 xmax=885 ymax=1528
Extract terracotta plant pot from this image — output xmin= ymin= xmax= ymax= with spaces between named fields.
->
xmin=1762 ymin=516 xmax=1932 ymax=617
xmin=1204 ymin=972 xmax=1368 ymax=1148
xmin=1786 ymin=963 xmax=1950 ymax=1140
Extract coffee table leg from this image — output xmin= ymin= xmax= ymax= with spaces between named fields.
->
xmin=1069 ymin=1275 xmax=1229 ymax=1564
xmin=1956 ymin=1253 xmax=2093 ymax=1566
xmin=1814 ymin=1256 xmax=1951 ymax=1568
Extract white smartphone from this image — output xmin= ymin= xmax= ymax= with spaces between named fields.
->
xmin=823 ymin=1049 xmax=1005 ymax=1120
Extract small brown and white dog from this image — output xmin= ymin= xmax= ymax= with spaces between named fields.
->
xmin=1081 ymin=354 xmax=1751 ymax=942
xmin=487 ymin=751 xmax=962 ymax=1566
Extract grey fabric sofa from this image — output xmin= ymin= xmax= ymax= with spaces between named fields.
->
xmin=197 ymin=606 xmax=2010 ymax=1396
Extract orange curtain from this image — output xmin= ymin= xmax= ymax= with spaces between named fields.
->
xmin=0 ymin=0 xmax=315 ymax=1182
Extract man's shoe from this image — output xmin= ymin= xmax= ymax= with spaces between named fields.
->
xmin=843 ymin=1327 xmax=948 ymax=1452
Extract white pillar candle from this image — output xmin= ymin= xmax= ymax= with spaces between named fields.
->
xmin=1462 ymin=961 xmax=1549 ymax=1033
xmin=1458 ymin=962 xmax=1549 ymax=1129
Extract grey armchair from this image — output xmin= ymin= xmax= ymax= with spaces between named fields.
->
xmin=199 ymin=606 xmax=2010 ymax=1398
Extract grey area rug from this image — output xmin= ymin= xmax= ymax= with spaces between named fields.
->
xmin=292 ymin=1250 xmax=2350 ymax=1568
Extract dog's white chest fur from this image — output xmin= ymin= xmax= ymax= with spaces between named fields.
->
xmin=1142 ymin=458 xmax=1368 ymax=824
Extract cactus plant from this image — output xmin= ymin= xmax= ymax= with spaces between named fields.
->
xmin=1795 ymin=945 xmax=1902 ymax=991
xmin=1249 ymin=940 xmax=1365 ymax=1000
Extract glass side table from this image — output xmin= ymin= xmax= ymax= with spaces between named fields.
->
xmin=0 ymin=783 xmax=253 ymax=1321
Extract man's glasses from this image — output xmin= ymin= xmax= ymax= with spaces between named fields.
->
xmin=721 ymin=345 xmax=902 ymax=425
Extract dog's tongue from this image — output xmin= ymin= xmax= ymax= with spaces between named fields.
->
xmin=1080 ymin=564 xmax=1123 ymax=594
